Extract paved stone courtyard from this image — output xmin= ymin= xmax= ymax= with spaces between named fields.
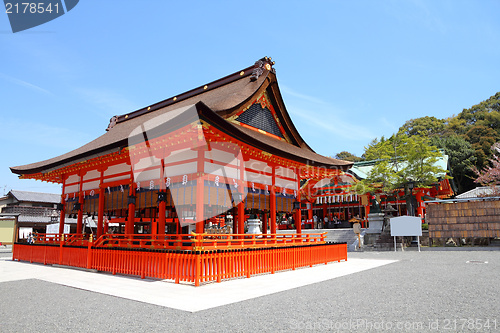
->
xmin=1 ymin=247 xmax=498 ymax=332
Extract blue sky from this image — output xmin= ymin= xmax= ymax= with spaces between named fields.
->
xmin=1 ymin=0 xmax=499 ymax=195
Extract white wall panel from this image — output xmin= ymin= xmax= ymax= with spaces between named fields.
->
xmin=165 ymin=148 xmax=197 ymax=163
xmin=135 ymin=168 xmax=161 ymax=182
xmin=165 ymin=162 xmax=196 ymax=177
xmin=83 ymin=180 xmax=100 ymax=191
xmin=104 ymin=163 xmax=130 ymax=177
xmin=66 ymin=174 xmax=80 ymax=185
xmin=83 ymin=169 xmax=100 ymax=181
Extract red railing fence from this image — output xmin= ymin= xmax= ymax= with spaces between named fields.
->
xmin=13 ymin=233 xmax=347 ymax=286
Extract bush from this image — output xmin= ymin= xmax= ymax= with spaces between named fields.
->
xmin=421 ymin=223 xmax=428 ymax=230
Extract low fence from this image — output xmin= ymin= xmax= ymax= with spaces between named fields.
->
xmin=12 ymin=233 xmax=347 ymax=286
xmin=26 ymin=232 xmax=328 ymax=251
xmin=426 ymin=198 xmax=500 ymax=238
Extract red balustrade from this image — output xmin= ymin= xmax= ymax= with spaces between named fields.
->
xmin=12 ymin=233 xmax=347 ymax=286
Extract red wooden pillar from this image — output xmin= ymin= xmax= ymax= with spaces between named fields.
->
xmin=270 ymin=165 xmax=276 ymax=234
xmin=58 ymin=197 xmax=66 ymax=235
xmin=97 ymin=169 xmax=105 ymax=238
xmin=158 ymin=159 xmax=166 ymax=235
xmin=415 ymin=190 xmax=424 ymax=218
xmin=365 ymin=194 xmax=371 ymax=216
xmin=58 ymin=176 xmax=66 ymax=235
xmin=364 ymin=194 xmax=370 ymax=229
xmin=195 ymin=148 xmax=205 ymax=234
xmin=232 ymin=207 xmax=238 ymax=234
xmin=237 ymin=154 xmax=245 ymax=237
xmin=126 ymin=181 xmax=136 ymax=235
xmin=237 ymin=202 xmax=244 ymax=236
xmin=76 ymin=173 xmax=84 ymax=234
xmin=295 ymin=169 xmax=302 ymax=234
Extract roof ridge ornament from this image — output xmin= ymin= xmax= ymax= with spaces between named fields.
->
xmin=250 ymin=57 xmax=275 ymax=81
xmin=106 ymin=116 xmax=118 ymax=131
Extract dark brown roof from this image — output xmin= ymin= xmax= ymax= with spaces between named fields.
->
xmin=11 ymin=57 xmax=352 ymax=176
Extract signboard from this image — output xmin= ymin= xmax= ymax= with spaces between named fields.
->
xmin=46 ymin=223 xmax=70 ymax=234
xmin=390 ymin=216 xmax=422 ymax=252
xmin=390 ymin=216 xmax=422 ymax=236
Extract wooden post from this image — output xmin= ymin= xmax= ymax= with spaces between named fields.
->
xmin=76 ymin=172 xmax=84 ymax=234
xmin=295 ymin=205 xmax=302 ymax=234
xmin=97 ymin=169 xmax=105 ymax=238
xmin=196 ymin=148 xmax=205 ymax=234
xmin=195 ymin=252 xmax=201 ymax=287
xmin=270 ymin=165 xmax=276 ymax=235
xmin=415 ymin=190 xmax=424 ymax=218
xmin=296 ymin=168 xmax=302 ymax=235
xmin=158 ymin=159 xmax=166 ymax=235
xmin=127 ymin=181 xmax=136 ymax=235
xmin=86 ymin=234 xmax=93 ymax=269
xmin=59 ymin=234 xmax=64 ymax=265
xmin=59 ymin=176 xmax=66 ymax=235
xmin=237 ymin=151 xmax=245 ymax=237
xmin=238 ymin=201 xmax=245 ymax=236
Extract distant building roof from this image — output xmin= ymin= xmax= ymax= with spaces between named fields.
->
xmin=8 ymin=190 xmax=60 ymax=204
xmin=348 ymin=154 xmax=449 ymax=180
xmin=455 ymin=186 xmax=500 ymax=199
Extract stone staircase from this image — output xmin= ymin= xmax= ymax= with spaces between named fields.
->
xmin=363 ymin=228 xmax=408 ymax=251
xmin=277 ymin=228 xmax=360 ymax=251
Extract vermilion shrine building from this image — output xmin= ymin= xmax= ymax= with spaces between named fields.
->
xmin=11 ymin=58 xmax=351 ymax=285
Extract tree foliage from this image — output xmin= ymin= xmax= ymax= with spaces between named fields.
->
xmin=357 ymin=133 xmax=446 ymax=194
xmin=391 ymin=91 xmax=500 ymax=194
xmin=334 ymin=151 xmax=364 ymax=162
xmin=331 ymin=91 xmax=500 ymax=195
xmin=472 ymin=142 xmax=500 ymax=187
xmin=432 ymin=135 xmax=476 ymax=194
xmin=399 ymin=116 xmax=446 ymax=138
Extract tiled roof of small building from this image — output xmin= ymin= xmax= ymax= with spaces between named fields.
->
xmin=9 ymin=190 xmax=60 ymax=204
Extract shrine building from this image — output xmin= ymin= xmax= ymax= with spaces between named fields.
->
xmin=10 ymin=57 xmax=351 ymax=285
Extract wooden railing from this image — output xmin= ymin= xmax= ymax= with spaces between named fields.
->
xmin=28 ymin=232 xmax=327 ymax=251
xmin=13 ymin=232 xmax=346 ymax=286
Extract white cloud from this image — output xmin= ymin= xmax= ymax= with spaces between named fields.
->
xmin=280 ymin=85 xmax=327 ymax=105
xmin=280 ymin=85 xmax=376 ymax=141
xmin=0 ymin=117 xmax=90 ymax=150
xmin=0 ymin=72 xmax=52 ymax=95
xmin=75 ymin=87 xmax=140 ymax=119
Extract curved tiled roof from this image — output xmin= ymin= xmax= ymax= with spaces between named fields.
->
xmin=11 ymin=57 xmax=352 ymax=177
xmin=9 ymin=190 xmax=60 ymax=204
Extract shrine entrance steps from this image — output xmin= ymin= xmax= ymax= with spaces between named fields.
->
xmin=277 ymin=229 xmax=360 ymax=251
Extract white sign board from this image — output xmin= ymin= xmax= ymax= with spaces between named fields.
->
xmin=390 ymin=216 xmax=422 ymax=236
xmin=46 ymin=223 xmax=70 ymax=234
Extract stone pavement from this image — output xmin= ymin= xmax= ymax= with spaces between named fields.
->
xmin=0 ymin=248 xmax=499 ymax=332
xmin=0 ymin=254 xmax=395 ymax=312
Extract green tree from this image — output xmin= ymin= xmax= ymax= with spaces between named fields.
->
xmin=358 ymin=133 xmax=447 ymax=194
xmin=464 ymin=125 xmax=498 ymax=168
xmin=432 ymin=135 xmax=476 ymax=193
xmin=399 ymin=116 xmax=446 ymax=138
xmin=457 ymin=92 xmax=500 ymax=127
xmin=334 ymin=151 xmax=364 ymax=162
